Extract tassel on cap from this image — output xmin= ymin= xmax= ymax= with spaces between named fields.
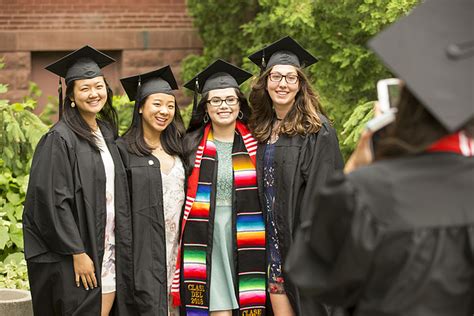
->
xmin=260 ymin=50 xmax=266 ymax=75
xmin=58 ymin=77 xmax=63 ymax=119
xmin=192 ymin=77 xmax=199 ymax=113
xmin=135 ymin=75 xmax=142 ymax=105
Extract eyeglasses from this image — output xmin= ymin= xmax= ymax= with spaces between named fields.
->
xmin=207 ymin=96 xmax=240 ymax=107
xmin=268 ymin=72 xmax=299 ymax=84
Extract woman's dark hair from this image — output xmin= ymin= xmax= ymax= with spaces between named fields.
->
xmin=248 ymin=66 xmax=326 ymax=142
xmin=375 ymin=86 xmax=474 ymax=159
xmin=122 ymin=93 xmax=185 ymax=159
xmin=186 ymin=88 xmax=251 ymax=134
xmin=62 ymin=77 xmax=118 ymax=150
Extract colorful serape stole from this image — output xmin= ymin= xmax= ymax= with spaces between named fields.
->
xmin=171 ymin=121 xmax=266 ymax=315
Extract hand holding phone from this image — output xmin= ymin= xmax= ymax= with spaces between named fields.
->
xmin=366 ymin=78 xmax=402 ymax=132
xmin=366 ymin=78 xmax=402 ymax=154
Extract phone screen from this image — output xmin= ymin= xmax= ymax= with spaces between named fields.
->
xmin=387 ymin=83 xmax=401 ymax=108
xmin=377 ymin=78 xmax=402 ymax=112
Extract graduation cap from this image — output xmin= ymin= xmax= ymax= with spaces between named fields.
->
xmin=368 ymin=0 xmax=474 ymax=132
xmin=45 ymin=45 xmax=115 ymax=118
xmin=248 ymin=36 xmax=318 ymax=71
xmin=120 ymin=65 xmax=178 ymax=105
xmin=183 ymin=59 xmax=252 ymax=112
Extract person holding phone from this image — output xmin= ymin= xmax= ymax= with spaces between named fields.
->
xmin=247 ymin=36 xmax=344 ymax=316
xmin=286 ymin=1 xmax=474 ymax=315
xmin=118 ymin=66 xmax=186 ymax=316
xmin=22 ymin=46 xmax=134 ymax=315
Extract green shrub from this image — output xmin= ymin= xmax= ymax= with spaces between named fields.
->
xmin=0 ymin=253 xmax=28 ymax=290
xmin=0 ymin=59 xmax=50 ymax=289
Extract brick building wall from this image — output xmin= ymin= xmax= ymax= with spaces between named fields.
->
xmin=0 ymin=0 xmax=202 ymax=111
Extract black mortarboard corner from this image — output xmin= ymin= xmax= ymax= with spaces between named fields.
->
xmin=248 ymin=36 xmax=318 ymax=72
xmin=368 ymin=0 xmax=474 ymax=132
xmin=183 ymin=59 xmax=252 ymax=113
xmin=120 ymin=65 xmax=178 ymax=107
xmin=45 ymin=45 xmax=115 ymax=118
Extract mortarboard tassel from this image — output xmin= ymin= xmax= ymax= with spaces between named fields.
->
xmin=58 ymin=77 xmax=63 ymax=119
xmin=260 ymin=50 xmax=266 ymax=75
xmin=192 ymin=77 xmax=199 ymax=114
xmin=135 ymin=75 xmax=142 ymax=106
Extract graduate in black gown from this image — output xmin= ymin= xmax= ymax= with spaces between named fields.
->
xmin=247 ymin=37 xmax=344 ymax=316
xmin=286 ymin=1 xmax=474 ymax=315
xmin=117 ymin=66 xmax=186 ymax=316
xmin=22 ymin=46 xmax=134 ymax=316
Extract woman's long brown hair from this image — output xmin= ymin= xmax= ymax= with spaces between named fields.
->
xmin=248 ymin=67 xmax=325 ymax=142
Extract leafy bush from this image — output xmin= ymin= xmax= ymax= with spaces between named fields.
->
xmin=113 ymin=94 xmax=134 ymax=136
xmin=0 ymin=253 xmax=28 ymax=290
xmin=0 ymin=59 xmax=50 ymax=289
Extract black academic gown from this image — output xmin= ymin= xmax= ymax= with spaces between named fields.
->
xmin=256 ymin=116 xmax=344 ymax=316
xmin=22 ymin=120 xmax=134 ymax=316
xmin=286 ymin=152 xmax=474 ymax=316
xmin=116 ymin=139 xmax=171 ymax=316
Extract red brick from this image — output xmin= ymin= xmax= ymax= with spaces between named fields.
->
xmin=0 ymin=52 xmax=30 ymax=70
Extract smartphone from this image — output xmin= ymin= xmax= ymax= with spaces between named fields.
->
xmin=366 ymin=78 xmax=402 ymax=154
xmin=366 ymin=78 xmax=402 ymax=132
xmin=376 ymin=78 xmax=402 ymax=113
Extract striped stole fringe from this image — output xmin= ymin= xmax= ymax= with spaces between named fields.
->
xmin=172 ymin=121 xmax=266 ymax=315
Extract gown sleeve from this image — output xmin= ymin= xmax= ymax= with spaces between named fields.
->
xmin=286 ymin=171 xmax=381 ymax=308
xmin=298 ymin=122 xmax=344 ymax=223
xmin=27 ymin=131 xmax=85 ymax=255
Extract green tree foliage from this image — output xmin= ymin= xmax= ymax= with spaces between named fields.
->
xmin=181 ymin=0 xmax=259 ymax=86
xmin=182 ymin=0 xmax=419 ymax=156
xmin=0 ymin=60 xmax=50 ymax=289
xmin=113 ymin=94 xmax=135 ymax=136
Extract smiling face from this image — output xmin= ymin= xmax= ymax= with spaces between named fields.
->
xmin=266 ymin=64 xmax=300 ymax=110
xmin=140 ymin=92 xmax=176 ymax=136
xmin=72 ymin=76 xmax=108 ymax=121
xmin=206 ymin=87 xmax=240 ymax=129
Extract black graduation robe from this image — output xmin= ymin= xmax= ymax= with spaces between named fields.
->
xmin=116 ymin=139 xmax=171 ymax=316
xmin=286 ymin=152 xmax=474 ymax=316
xmin=22 ymin=120 xmax=135 ymax=316
xmin=256 ymin=116 xmax=344 ymax=316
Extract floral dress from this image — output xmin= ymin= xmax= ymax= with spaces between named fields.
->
xmin=95 ymin=128 xmax=116 ymax=294
xmin=264 ymin=141 xmax=286 ymax=294
xmin=161 ymin=157 xmax=185 ymax=316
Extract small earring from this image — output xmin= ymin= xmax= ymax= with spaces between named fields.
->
xmin=203 ymin=113 xmax=210 ymax=123
xmin=238 ymin=110 xmax=243 ymax=120
xmin=139 ymin=109 xmax=143 ymax=114
xmin=71 ymin=101 xmax=75 ymax=108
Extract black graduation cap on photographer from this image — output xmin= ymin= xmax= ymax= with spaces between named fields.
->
xmin=368 ymin=0 xmax=474 ymax=132
xmin=183 ymin=59 xmax=252 ymax=111
xmin=45 ymin=45 xmax=115 ymax=118
xmin=120 ymin=65 xmax=178 ymax=105
xmin=248 ymin=36 xmax=318 ymax=71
